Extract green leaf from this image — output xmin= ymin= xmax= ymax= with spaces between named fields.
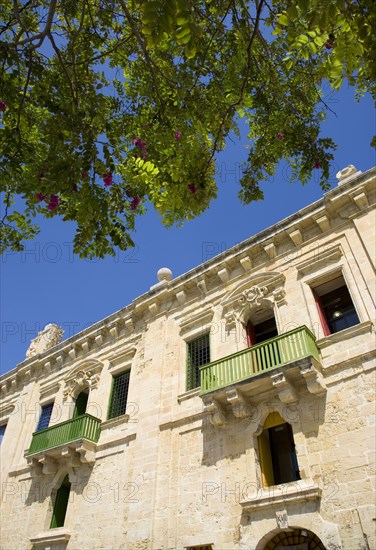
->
xmin=277 ymin=13 xmax=290 ymax=26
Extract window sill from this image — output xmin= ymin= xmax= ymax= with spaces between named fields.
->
xmin=316 ymin=320 xmax=373 ymax=348
xmin=240 ymin=480 xmax=321 ymax=511
xmin=101 ymin=413 xmax=130 ymax=430
xmin=30 ymin=528 xmax=71 ymax=547
xmin=177 ymin=387 xmax=201 ymax=403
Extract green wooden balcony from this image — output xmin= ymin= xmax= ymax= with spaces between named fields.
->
xmin=200 ymin=325 xmax=320 ymax=394
xmin=27 ymin=413 xmax=101 ymax=456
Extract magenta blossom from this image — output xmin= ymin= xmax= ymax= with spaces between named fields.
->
xmin=35 ymin=193 xmax=46 ymax=202
xmin=47 ymin=194 xmax=61 ymax=211
xmin=103 ymin=173 xmax=113 ymax=187
xmin=82 ymin=172 xmax=89 ymax=179
xmin=277 ymin=133 xmax=284 ymax=140
xmin=174 ymin=131 xmax=182 ymax=141
xmin=314 ymin=161 xmax=321 ymax=169
xmin=133 ymin=137 xmax=147 ymax=150
xmin=0 ymin=101 xmax=7 ymax=112
xmin=130 ymin=197 xmax=141 ymax=211
xmin=188 ymin=184 xmax=197 ymax=194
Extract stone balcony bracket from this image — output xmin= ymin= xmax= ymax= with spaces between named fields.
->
xmin=202 ymin=397 xmax=227 ymax=427
xmin=299 ymin=364 xmax=327 ymax=395
xmin=225 ymin=388 xmax=251 ymax=419
xmin=26 ymin=439 xmax=98 ymax=477
xmin=271 ymin=373 xmax=298 ymax=404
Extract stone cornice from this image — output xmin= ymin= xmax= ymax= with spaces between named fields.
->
xmin=1 ymin=167 xmax=374 ymax=391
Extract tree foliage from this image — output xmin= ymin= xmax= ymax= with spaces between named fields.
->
xmin=1 ymin=0 xmax=374 ymax=257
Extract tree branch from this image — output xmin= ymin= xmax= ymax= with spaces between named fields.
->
xmin=10 ymin=0 xmax=57 ymax=50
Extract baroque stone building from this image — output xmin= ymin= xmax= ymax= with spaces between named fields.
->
xmin=0 ymin=165 xmax=375 ymax=550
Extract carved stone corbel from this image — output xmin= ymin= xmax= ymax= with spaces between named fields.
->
xmin=300 ymin=364 xmax=327 ymax=395
xmin=202 ymin=397 xmax=227 ymax=427
xmin=60 ymin=447 xmax=81 ymax=468
xmin=27 ymin=457 xmax=43 ymax=478
xmin=225 ymin=388 xmax=250 ymax=419
xmin=76 ymin=442 xmax=96 ymax=465
xmin=271 ymin=372 xmax=298 ymax=404
xmin=39 ymin=454 xmax=58 ymax=475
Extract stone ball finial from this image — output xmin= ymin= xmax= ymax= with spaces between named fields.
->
xmin=26 ymin=323 xmax=64 ymax=359
xmin=157 ymin=267 xmax=172 ymax=282
xmin=336 ymin=164 xmax=358 ymax=184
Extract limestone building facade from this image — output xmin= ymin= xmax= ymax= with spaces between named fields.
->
xmin=0 ymin=165 xmax=375 ymax=550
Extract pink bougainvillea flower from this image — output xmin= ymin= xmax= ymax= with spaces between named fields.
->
xmin=174 ymin=131 xmax=182 ymax=141
xmin=47 ymin=194 xmax=61 ymax=211
xmin=188 ymin=184 xmax=197 ymax=194
xmin=35 ymin=193 xmax=46 ymax=202
xmin=103 ymin=173 xmax=113 ymax=187
xmin=314 ymin=161 xmax=321 ymax=169
xmin=130 ymin=197 xmax=141 ymax=211
xmin=0 ymin=100 xmax=7 ymax=112
xmin=133 ymin=137 xmax=147 ymax=150
xmin=277 ymin=133 xmax=284 ymax=140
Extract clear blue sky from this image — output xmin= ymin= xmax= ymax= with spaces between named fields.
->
xmin=1 ymin=85 xmax=375 ymax=375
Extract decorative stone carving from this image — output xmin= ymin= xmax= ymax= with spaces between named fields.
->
xmin=276 ymin=509 xmax=289 ymax=530
xmin=202 ymin=397 xmax=226 ymax=427
xmin=224 ymin=283 xmax=285 ymax=329
xmin=225 ymin=388 xmax=250 ymax=419
xmin=26 ymin=324 xmax=64 ymax=359
xmin=63 ymin=363 xmax=102 ymax=400
xmin=300 ymin=364 xmax=327 ymax=395
xmin=27 ymin=439 xmax=98 ymax=477
xmin=271 ymin=372 xmax=298 ymax=404
xmin=239 ymin=285 xmax=268 ymax=307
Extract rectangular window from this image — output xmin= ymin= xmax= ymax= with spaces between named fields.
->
xmin=186 ymin=334 xmax=210 ymax=391
xmin=108 ymin=371 xmax=130 ymax=419
xmin=313 ymin=275 xmax=360 ymax=335
xmin=36 ymin=402 xmax=54 ymax=431
xmin=0 ymin=424 xmax=6 ymax=445
xmin=258 ymin=414 xmax=300 ymax=487
xmin=186 ymin=546 xmax=213 ymax=550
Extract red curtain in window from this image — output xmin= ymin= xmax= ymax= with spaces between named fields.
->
xmin=313 ymin=289 xmax=331 ymax=337
xmin=246 ymin=321 xmax=257 ymax=347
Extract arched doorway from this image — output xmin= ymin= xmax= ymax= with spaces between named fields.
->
xmin=261 ymin=528 xmax=326 ymax=550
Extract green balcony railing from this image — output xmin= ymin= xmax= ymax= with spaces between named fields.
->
xmin=27 ymin=413 xmax=101 ymax=456
xmin=200 ymin=325 xmax=320 ymax=394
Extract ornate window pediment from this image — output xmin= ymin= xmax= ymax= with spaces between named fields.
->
xmin=62 ymin=360 xmax=103 ymax=400
xmin=222 ymin=272 xmax=286 ymax=328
